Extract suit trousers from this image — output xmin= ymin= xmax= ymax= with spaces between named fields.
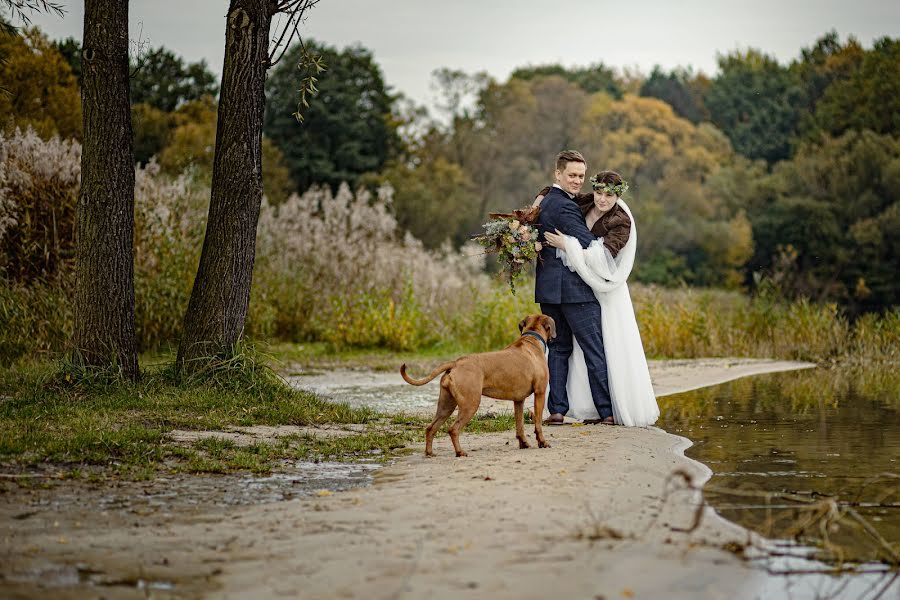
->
xmin=540 ymin=301 xmax=612 ymax=419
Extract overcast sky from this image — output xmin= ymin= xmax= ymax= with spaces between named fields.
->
xmin=27 ymin=0 xmax=900 ymax=113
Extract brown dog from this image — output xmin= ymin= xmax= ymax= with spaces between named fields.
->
xmin=400 ymin=314 xmax=556 ymax=457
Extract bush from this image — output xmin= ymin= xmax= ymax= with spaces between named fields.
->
xmin=0 ymin=128 xmax=81 ymax=281
xmin=1 ymin=130 xmax=896 ymax=366
xmin=0 ymin=274 xmax=73 ymax=365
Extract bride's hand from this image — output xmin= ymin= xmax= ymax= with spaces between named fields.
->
xmin=544 ymin=229 xmax=566 ymax=250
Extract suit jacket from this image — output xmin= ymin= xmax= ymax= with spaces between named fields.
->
xmin=534 ymin=186 xmax=599 ymax=304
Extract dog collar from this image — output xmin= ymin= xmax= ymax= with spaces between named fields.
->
xmin=521 ymin=331 xmax=548 ymax=352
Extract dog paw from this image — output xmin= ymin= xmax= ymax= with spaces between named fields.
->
xmin=538 ymin=441 xmax=551 ymax=449
xmin=518 ymin=439 xmax=531 ymax=449
xmin=455 ymin=451 xmax=468 ymax=457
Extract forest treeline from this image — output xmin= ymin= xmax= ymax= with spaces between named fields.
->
xmin=1 ymin=26 xmax=897 ymax=328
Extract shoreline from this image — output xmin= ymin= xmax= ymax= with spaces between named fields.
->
xmin=1 ymin=358 xmax=815 ymax=599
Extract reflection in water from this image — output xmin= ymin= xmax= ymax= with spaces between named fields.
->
xmin=659 ymin=367 xmax=899 ymax=594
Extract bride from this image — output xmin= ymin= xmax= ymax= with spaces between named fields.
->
xmin=535 ymin=171 xmax=659 ymax=427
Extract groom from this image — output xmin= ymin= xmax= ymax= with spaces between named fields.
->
xmin=535 ymin=150 xmax=613 ymax=425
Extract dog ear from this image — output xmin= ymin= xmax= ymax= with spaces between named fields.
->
xmin=545 ymin=316 xmax=557 ymax=339
xmin=518 ymin=318 xmax=527 ymax=333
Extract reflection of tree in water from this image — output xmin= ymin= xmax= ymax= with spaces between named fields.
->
xmin=657 ymin=367 xmax=900 ymax=567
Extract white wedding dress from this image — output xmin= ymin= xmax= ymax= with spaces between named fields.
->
xmin=549 ymin=199 xmax=659 ymax=427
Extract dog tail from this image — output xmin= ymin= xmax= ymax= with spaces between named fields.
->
xmin=400 ymin=362 xmax=456 ymax=386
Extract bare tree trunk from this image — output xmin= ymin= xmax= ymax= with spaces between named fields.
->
xmin=73 ymin=0 xmax=138 ymax=379
xmin=176 ymin=0 xmax=274 ymax=372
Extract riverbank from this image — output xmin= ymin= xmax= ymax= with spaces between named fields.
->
xmin=1 ymin=358 xmax=815 ymax=599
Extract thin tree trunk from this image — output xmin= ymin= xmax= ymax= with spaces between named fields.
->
xmin=73 ymin=0 xmax=138 ymax=379
xmin=177 ymin=1 xmax=273 ymax=372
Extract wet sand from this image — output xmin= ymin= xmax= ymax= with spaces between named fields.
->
xmin=1 ymin=358 xmax=815 ymax=599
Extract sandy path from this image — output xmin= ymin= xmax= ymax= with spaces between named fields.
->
xmin=1 ymin=359 xmax=815 ymax=599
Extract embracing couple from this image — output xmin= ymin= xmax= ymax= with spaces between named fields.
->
xmin=532 ymin=150 xmax=659 ymax=427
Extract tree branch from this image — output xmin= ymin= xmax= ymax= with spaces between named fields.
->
xmin=268 ymin=0 xmax=324 ymax=66
xmin=1 ymin=1 xmax=64 ymax=26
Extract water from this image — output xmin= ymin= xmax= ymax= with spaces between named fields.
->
xmin=658 ymin=366 xmax=899 ymax=597
xmin=287 ymin=369 xmax=441 ymax=413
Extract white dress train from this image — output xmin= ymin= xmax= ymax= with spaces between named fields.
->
xmin=548 ymin=199 xmax=659 ymax=427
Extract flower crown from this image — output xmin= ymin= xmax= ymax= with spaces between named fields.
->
xmin=590 ymin=175 xmax=629 ymax=197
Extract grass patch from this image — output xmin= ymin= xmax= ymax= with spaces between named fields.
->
xmin=0 ymin=352 xmax=399 ymax=477
xmin=0 ymin=343 xmax=530 ymax=478
xmin=267 ymin=340 xmax=467 ymax=373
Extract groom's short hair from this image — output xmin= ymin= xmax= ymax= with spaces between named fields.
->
xmin=555 ymin=150 xmax=585 ymax=172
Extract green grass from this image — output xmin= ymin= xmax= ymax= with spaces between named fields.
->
xmin=267 ymin=340 xmax=469 ymax=373
xmin=0 ymin=352 xmax=418 ymax=477
xmin=0 ymin=348 xmax=519 ymax=478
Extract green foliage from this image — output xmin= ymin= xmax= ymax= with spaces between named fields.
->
xmin=0 ymin=27 xmax=81 ymax=139
xmin=155 ymin=95 xmax=293 ymax=202
xmin=705 ymin=49 xmax=804 ymax=163
xmin=264 ymin=40 xmax=400 ymax=191
xmin=790 ymin=31 xmax=864 ymax=137
xmin=0 ymin=353 xmax=392 ymax=473
xmin=811 ymin=37 xmax=900 ymax=137
xmin=724 ymin=130 xmax=900 ymax=312
xmin=453 ymin=283 xmax=539 ymax=353
xmin=634 ymin=284 xmax=852 ymax=362
xmin=639 ymin=66 xmax=709 ymax=124
xmin=130 ymin=46 xmax=218 ymax=112
xmin=132 ymin=167 xmax=207 ymax=351
xmin=0 ymin=274 xmax=72 ymax=365
xmin=52 ymin=35 xmax=80 ymax=83
xmin=511 ymin=63 xmax=623 ymax=98
xmin=322 ymin=281 xmax=439 ymax=352
xmin=367 ymin=155 xmax=478 ymax=249
xmin=156 ymin=96 xmax=218 ymax=175
xmin=131 ymin=101 xmax=175 ymax=165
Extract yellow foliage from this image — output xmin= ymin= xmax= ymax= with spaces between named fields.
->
xmin=0 ymin=28 xmax=81 ymax=140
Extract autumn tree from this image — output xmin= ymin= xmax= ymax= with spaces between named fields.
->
xmin=0 ymin=27 xmax=81 ymax=139
xmin=177 ymin=0 xmax=319 ymax=372
xmin=462 ymin=75 xmax=589 ymax=217
xmin=574 ymin=94 xmax=752 ymax=287
xmin=74 ymin=0 xmax=138 ymax=377
xmin=367 ymin=155 xmax=477 ymax=249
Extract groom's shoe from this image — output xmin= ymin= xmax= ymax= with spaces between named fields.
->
xmin=584 ymin=416 xmax=616 ymax=425
xmin=546 ymin=413 xmax=565 ymax=425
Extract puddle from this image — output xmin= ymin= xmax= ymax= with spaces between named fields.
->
xmin=4 ymin=459 xmax=385 ymax=524
xmin=240 ymin=460 xmax=382 ymax=502
xmin=2 ymin=564 xmax=177 ymax=591
xmin=287 ymin=369 xmax=440 ymax=413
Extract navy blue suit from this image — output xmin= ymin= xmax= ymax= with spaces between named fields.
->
xmin=535 ymin=186 xmax=612 ymax=418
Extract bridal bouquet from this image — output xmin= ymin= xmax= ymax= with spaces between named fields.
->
xmin=472 ymin=206 xmax=541 ymax=294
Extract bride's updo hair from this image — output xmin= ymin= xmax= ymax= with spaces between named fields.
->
xmin=591 ymin=170 xmax=624 ymax=188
